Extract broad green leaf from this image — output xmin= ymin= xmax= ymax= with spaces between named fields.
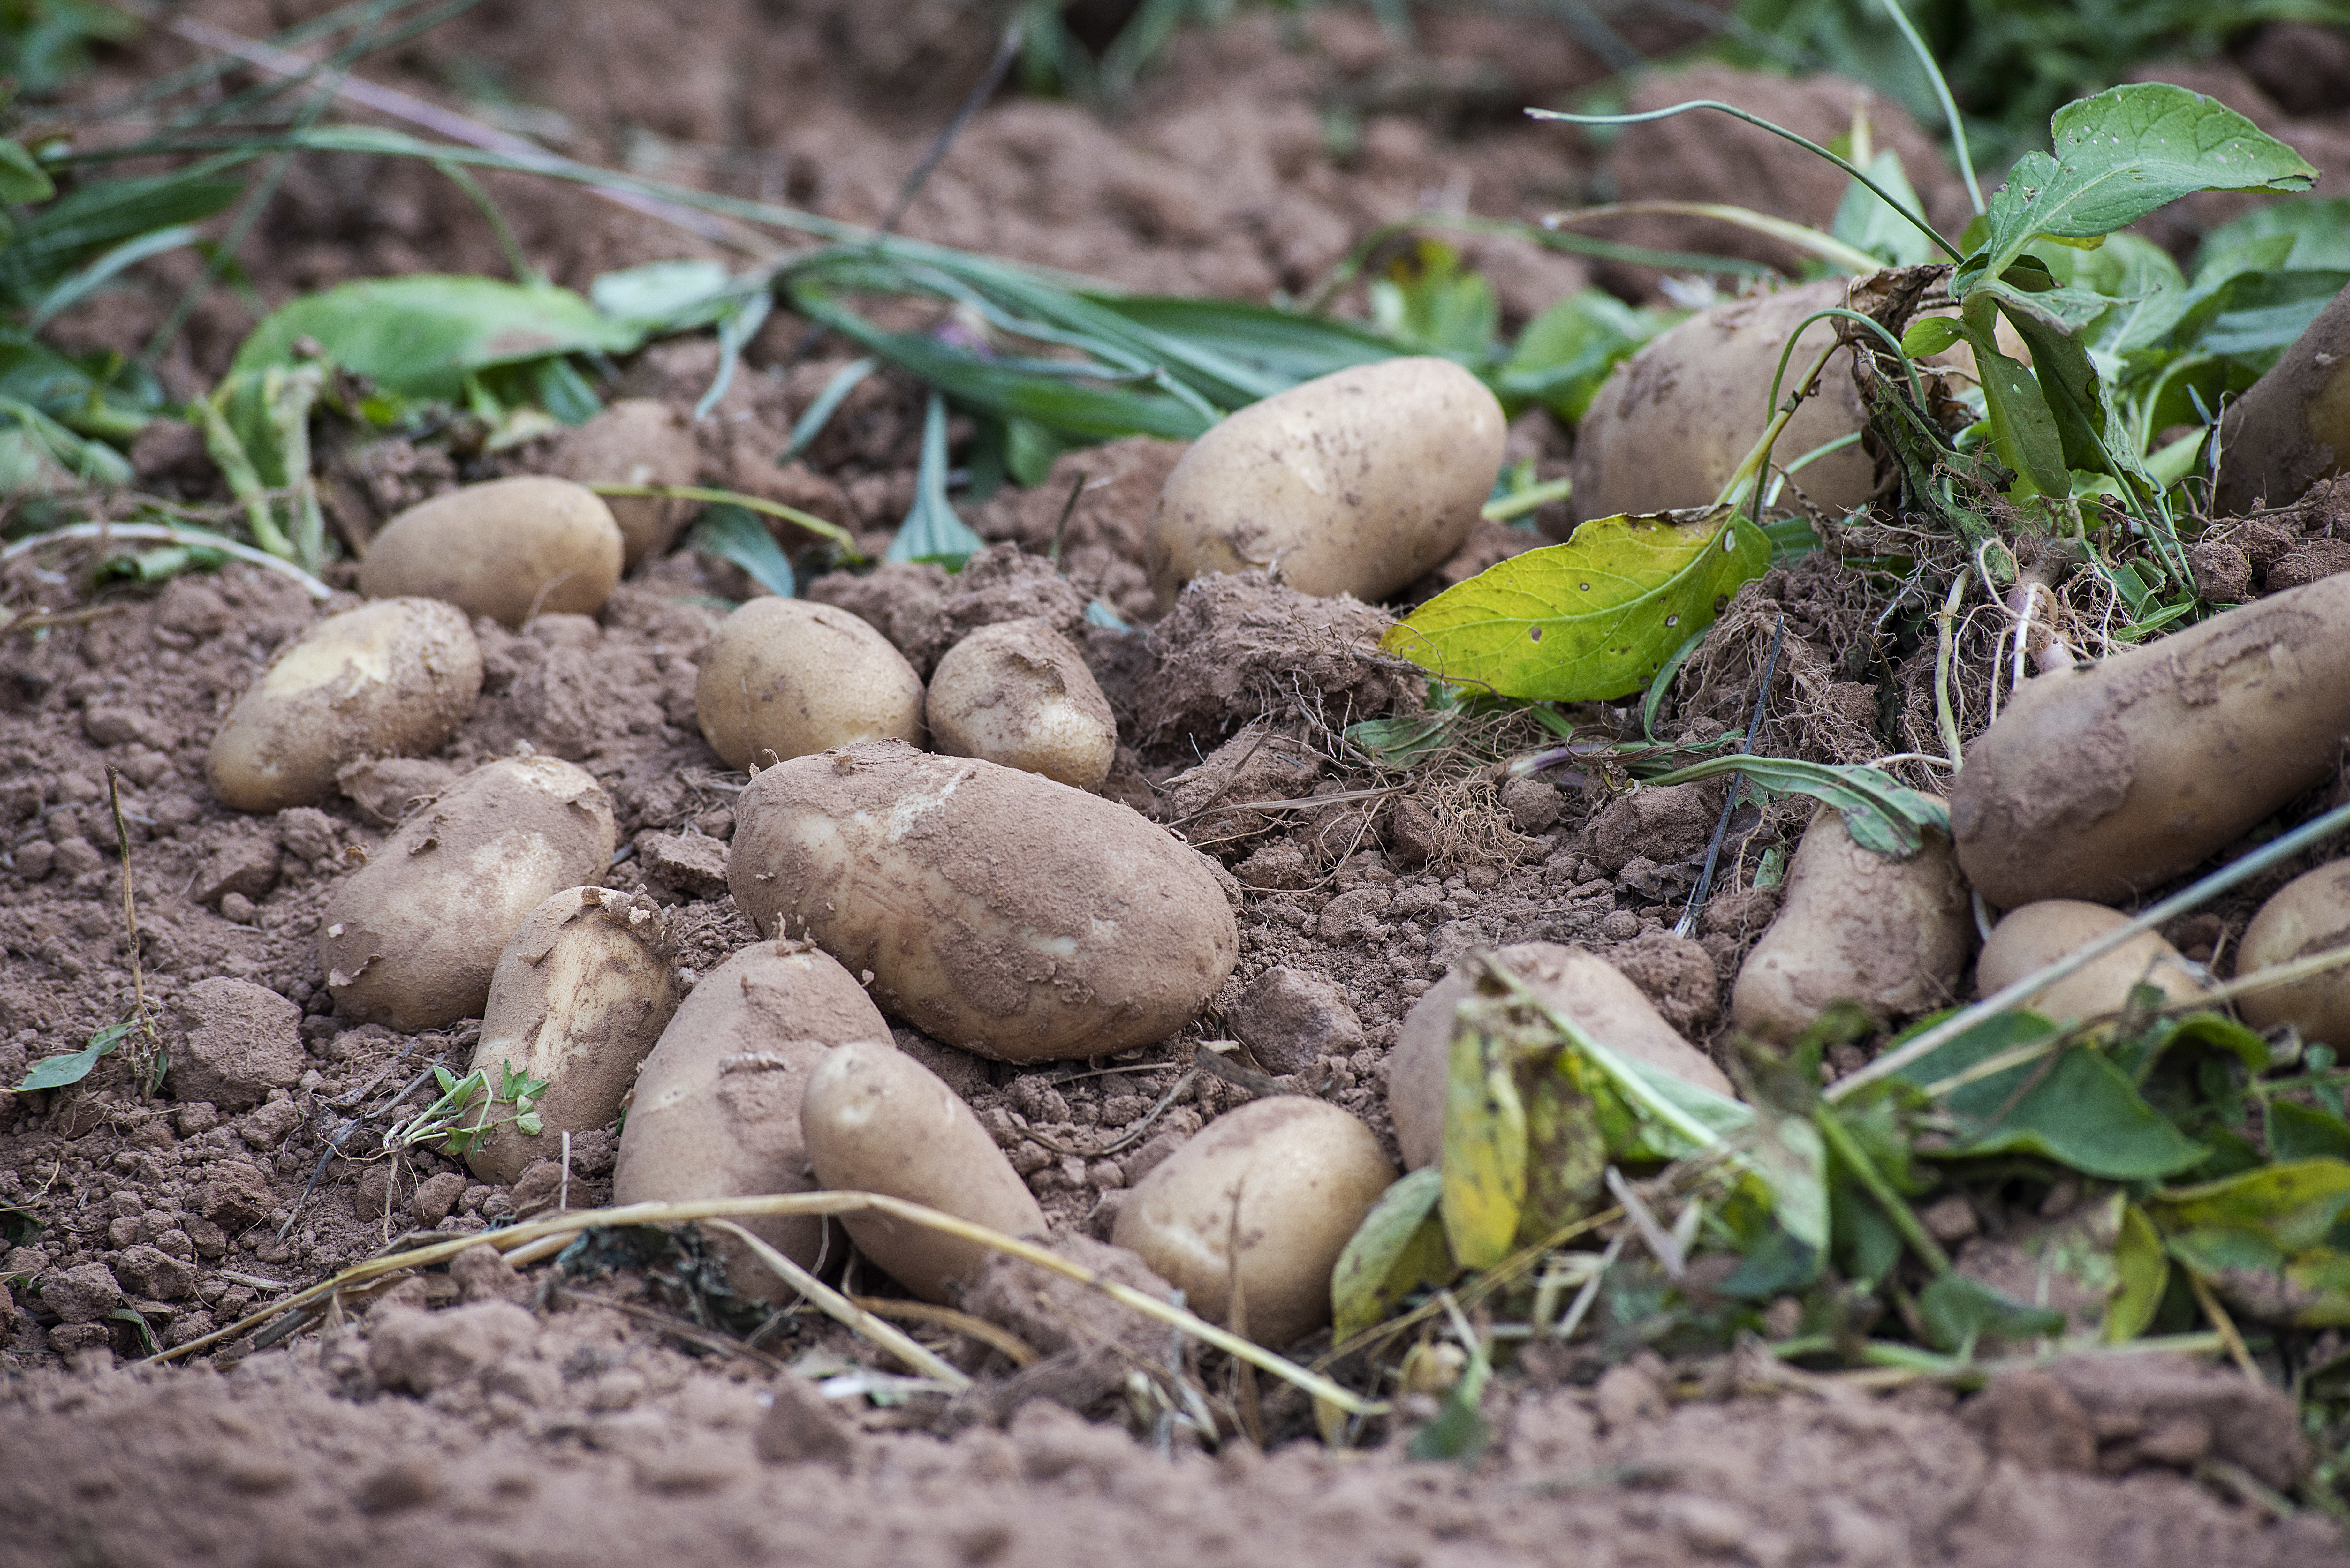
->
xmin=690 ymin=504 xmax=795 ymax=599
xmin=887 ymin=393 xmax=983 ymax=569
xmin=1369 ymin=240 xmax=1498 ymax=356
xmin=1499 ymin=289 xmax=1664 ymax=423
xmin=1901 ymin=316 xmax=1963 ymax=358
xmin=1331 ymin=1168 xmax=1457 ymax=1344
xmin=234 ymin=275 xmax=643 ymax=399
xmin=588 ymin=258 xmax=740 ymax=333
xmin=2270 ymin=1100 xmax=2350 ymax=1163
xmin=2107 ymin=1202 xmax=2168 ymax=1342
xmin=1831 ymin=146 xmax=1935 ymax=268
xmin=1637 ymin=754 xmax=1950 ymax=859
xmin=0 ymin=139 xmax=54 ymax=205
xmin=1439 ymin=1005 xmax=1527 ymax=1270
xmin=1748 ymin=1101 xmax=1830 ymax=1255
xmin=1962 ymin=326 xmax=2069 ymax=494
xmin=1971 ymin=84 xmax=2318 ymax=290
xmin=1918 ymin=1272 xmax=2067 ymax=1352
xmin=15 ymin=1021 xmax=135 ymax=1092
xmin=2150 ymin=1159 xmax=2350 ymax=1254
xmin=1385 ymin=509 xmax=1769 ymax=702
xmin=2195 ymin=199 xmax=2350 ymax=283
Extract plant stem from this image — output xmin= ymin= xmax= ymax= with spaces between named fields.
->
xmin=1817 ymin=1102 xmax=1951 ymax=1274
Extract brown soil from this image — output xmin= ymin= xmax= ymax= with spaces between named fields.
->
xmin=6 ymin=5 xmax=2350 ymax=1564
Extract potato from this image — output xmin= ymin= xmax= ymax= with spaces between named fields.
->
xmin=320 ymin=756 xmax=618 ymax=1030
xmin=612 ymin=940 xmax=892 ymax=1299
xmin=1567 ymin=278 xmax=1875 ymax=530
xmin=1145 ymin=356 xmax=1504 ymax=607
xmin=359 ymin=476 xmax=624 ymax=627
xmin=2216 ymin=280 xmax=2350 ymax=515
xmin=926 ymin=618 xmax=1116 ymax=792
xmin=2237 ymin=861 xmax=2350 ymax=1045
xmin=207 ymin=597 xmax=481 ymax=813
xmin=729 ymin=740 xmax=1236 ymax=1061
xmin=800 ymin=1038 xmax=1045 ymax=1302
xmin=1389 ymin=942 xmax=1732 ymax=1171
xmin=1731 ymin=808 xmax=1973 ymax=1039
xmin=545 ymin=398 xmax=701 ymax=567
xmin=462 ymin=887 xmax=679 ymax=1185
xmin=695 ymin=597 xmax=924 ymax=771
xmin=1112 ymin=1096 xmax=1394 ymax=1348
xmin=1975 ymin=900 xmax=2206 ymax=1025
xmin=1951 ymin=576 xmax=2350 ymax=907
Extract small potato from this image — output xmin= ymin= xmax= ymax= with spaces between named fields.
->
xmin=1112 ymin=1096 xmax=1394 ymax=1348
xmin=1952 ymin=576 xmax=2350 ymax=906
xmin=613 ymin=940 xmax=892 ymax=1299
xmin=320 ymin=756 xmax=618 ymax=1030
xmin=207 ymin=597 xmax=481 ymax=813
xmin=1567 ymin=279 xmax=1874 ymax=530
xmin=2237 ymin=862 xmax=2350 ymax=1046
xmin=359 ymin=476 xmax=624 ymax=627
xmin=545 ymin=398 xmax=701 ymax=567
xmin=462 ymin=887 xmax=679 ymax=1185
xmin=800 ymin=1038 xmax=1045 ymax=1302
xmin=1146 ymin=356 xmax=1504 ymax=607
xmin=695 ymin=597 xmax=924 ymax=771
xmin=927 ymin=618 xmax=1116 ymax=792
xmin=1731 ymin=809 xmax=1973 ymax=1039
xmin=1976 ymin=901 xmax=2206 ymax=1025
xmin=730 ymin=741 xmax=1236 ymax=1061
xmin=1389 ymin=942 xmax=1732 ymax=1171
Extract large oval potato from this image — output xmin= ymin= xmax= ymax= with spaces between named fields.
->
xmin=1952 ymin=576 xmax=2350 ymax=907
xmin=1389 ymin=942 xmax=1731 ymax=1171
xmin=695 ymin=597 xmax=924 ymax=771
xmin=359 ymin=476 xmax=624 ymax=627
xmin=1567 ymin=278 xmax=1875 ymax=530
xmin=2238 ymin=861 xmax=2350 ymax=1046
xmin=2217 ymin=280 xmax=2350 ymax=515
xmin=729 ymin=740 xmax=1236 ymax=1061
xmin=1731 ymin=809 xmax=1973 ymax=1039
xmin=1113 ymin=1096 xmax=1394 ymax=1348
xmin=207 ymin=597 xmax=481 ymax=813
xmin=613 ymin=940 xmax=892 ymax=1300
xmin=1146 ymin=356 xmax=1504 ymax=607
xmin=927 ymin=618 xmax=1117 ymax=792
xmin=545 ymin=398 xmax=701 ymax=567
xmin=320 ymin=756 xmax=618 ymax=1030
xmin=1976 ymin=900 xmax=2206 ymax=1025
xmin=800 ymin=1038 xmax=1044 ymax=1302
xmin=463 ymin=887 xmax=678 ymax=1185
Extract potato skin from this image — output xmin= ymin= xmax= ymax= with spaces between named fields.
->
xmin=320 ymin=756 xmax=618 ymax=1030
xmin=800 ymin=1038 xmax=1044 ymax=1302
xmin=1975 ymin=900 xmax=2205 ymax=1024
xmin=464 ymin=887 xmax=679 ymax=1185
xmin=2216 ymin=280 xmax=2350 ymax=516
xmin=359 ymin=476 xmax=624 ymax=627
xmin=613 ymin=940 xmax=892 ymax=1300
xmin=729 ymin=740 xmax=1237 ymax=1061
xmin=1567 ymin=279 xmax=1874 ymax=531
xmin=1951 ymin=576 xmax=2350 ymax=907
xmin=927 ymin=618 xmax=1117 ymax=792
xmin=2238 ymin=861 xmax=2350 ymax=1045
xmin=695 ymin=597 xmax=924 ymax=771
xmin=1388 ymin=942 xmax=1732 ymax=1170
xmin=1731 ymin=809 xmax=1972 ymax=1039
xmin=1146 ymin=356 xmax=1504 ymax=607
xmin=1112 ymin=1096 xmax=1395 ymax=1348
xmin=545 ymin=398 xmax=701 ymax=567
xmin=207 ymin=597 xmax=482 ymax=813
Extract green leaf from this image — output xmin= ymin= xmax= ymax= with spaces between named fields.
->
xmin=1346 ymin=712 xmax=1458 ymax=771
xmin=2150 ymin=1159 xmax=2350 ymax=1254
xmin=14 ymin=1021 xmax=135 ymax=1092
xmin=1971 ymin=84 xmax=2319 ymax=289
xmin=1439 ymin=1004 xmax=1527 ymax=1271
xmin=1500 ymin=290 xmax=1665 ymax=423
xmin=690 ymin=503 xmax=796 ymax=599
xmin=1369 ymin=240 xmax=1497 ymax=356
xmin=2108 ymin=1201 xmax=2168 ymax=1342
xmin=1832 ymin=146 xmax=1935 ymax=268
xmin=2195 ymin=199 xmax=2350 ymax=282
xmin=1901 ymin=316 xmax=1963 ymax=358
xmin=887 ymin=393 xmax=984 ymax=569
xmin=1404 ymin=1338 xmax=1490 ymax=1464
xmin=1331 ymin=1168 xmax=1458 ymax=1344
xmin=784 ymin=357 xmax=879 ymax=460
xmin=588 ymin=258 xmax=741 ymax=334
xmin=1962 ymin=325 xmax=2069 ymax=494
xmin=1636 ymin=755 xmax=1950 ymax=859
xmin=2269 ymin=1101 xmax=2350 ymax=1163
xmin=1385 ymin=509 xmax=1769 ymax=703
xmin=1917 ymin=1272 xmax=2068 ymax=1352
xmin=0 ymin=168 xmax=244 ymax=308
xmin=0 ymin=139 xmax=55 ymax=205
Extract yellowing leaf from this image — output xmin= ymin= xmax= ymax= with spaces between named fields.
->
xmin=1384 ymin=509 xmax=1769 ymax=702
xmin=1439 ymin=1007 xmax=1527 ymax=1270
xmin=1330 ymin=1168 xmax=1456 ymax=1345
xmin=2107 ymin=1202 xmax=2168 ymax=1342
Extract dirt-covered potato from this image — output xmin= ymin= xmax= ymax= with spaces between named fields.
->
xmin=730 ymin=740 xmax=1236 ymax=1061
xmin=1113 ymin=1096 xmax=1394 ymax=1348
xmin=2217 ymin=280 xmax=2350 ymax=515
xmin=358 ymin=476 xmax=624 ymax=627
xmin=1145 ymin=356 xmax=1504 ymax=607
xmin=1731 ymin=809 xmax=1973 ymax=1038
xmin=1567 ymin=278 xmax=1874 ymax=529
xmin=462 ymin=887 xmax=679 ymax=1185
xmin=694 ymin=597 xmax=924 ymax=771
xmin=320 ymin=756 xmax=618 ymax=1030
xmin=1975 ymin=901 xmax=2206 ymax=1025
xmin=926 ymin=618 xmax=1117 ymax=792
xmin=612 ymin=940 xmax=892 ymax=1300
xmin=2238 ymin=862 xmax=2350 ymax=1045
xmin=1389 ymin=942 xmax=1732 ymax=1171
xmin=545 ymin=398 xmax=701 ymax=567
xmin=207 ymin=597 xmax=481 ymax=813
xmin=1952 ymin=576 xmax=2350 ymax=907
xmin=800 ymin=1038 xmax=1045 ymax=1302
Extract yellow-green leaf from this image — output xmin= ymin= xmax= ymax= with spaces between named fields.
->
xmin=1439 ymin=1007 xmax=1527 ymax=1270
xmin=2106 ymin=1202 xmax=2168 ymax=1342
xmin=1331 ymin=1168 xmax=1457 ymax=1344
